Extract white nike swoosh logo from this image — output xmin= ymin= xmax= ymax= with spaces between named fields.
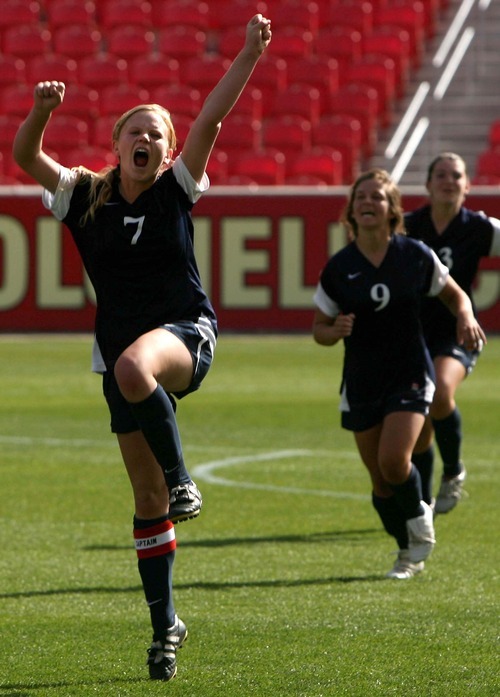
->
xmin=104 ymin=202 xmax=120 ymax=206
xmin=348 ymin=272 xmax=362 ymax=280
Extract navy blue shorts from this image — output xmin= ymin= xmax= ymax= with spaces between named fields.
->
xmin=427 ymin=338 xmax=482 ymax=376
xmin=102 ymin=317 xmax=216 ymax=434
xmin=340 ymin=376 xmax=435 ymax=432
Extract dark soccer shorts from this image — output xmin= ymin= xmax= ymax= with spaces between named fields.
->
xmin=102 ymin=317 xmax=216 ymax=434
xmin=341 ymin=380 xmax=434 ymax=432
xmin=427 ymin=337 xmax=482 ymax=376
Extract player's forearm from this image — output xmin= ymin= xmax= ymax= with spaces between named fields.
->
xmin=201 ymin=48 xmax=263 ymax=126
xmin=13 ymin=108 xmax=51 ymax=169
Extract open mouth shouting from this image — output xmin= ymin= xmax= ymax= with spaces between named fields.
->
xmin=134 ymin=148 xmax=149 ymax=168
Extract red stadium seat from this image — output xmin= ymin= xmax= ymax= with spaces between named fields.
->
xmin=0 ymin=114 xmax=24 ymax=150
xmin=375 ymin=1 xmax=426 ymax=67
xmin=206 ymin=149 xmax=229 ymax=185
xmin=311 ymin=114 xmax=362 ymax=182
xmin=283 ymin=174 xmax=331 ymax=187
xmin=489 ymin=120 xmax=500 ymax=148
xmin=267 ymin=27 xmax=313 ymax=61
xmin=27 ymin=54 xmax=78 ymax=86
xmin=150 ymin=0 xmax=210 ymax=30
xmin=475 ymin=149 xmax=500 ymax=180
xmin=129 ymin=55 xmax=180 ymax=90
xmin=206 ymin=0 xmax=268 ymax=30
xmin=151 ymin=85 xmax=202 ymax=117
xmin=58 ymin=85 xmax=100 ymax=121
xmin=231 ymin=150 xmax=286 ymax=186
xmin=328 ymin=84 xmax=378 ymax=158
xmin=156 ymin=26 xmax=207 ymax=61
xmin=286 ymin=146 xmax=343 ymax=186
xmin=230 ymin=87 xmax=263 ymax=121
xmin=45 ymin=0 xmax=96 ymax=30
xmin=345 ymin=56 xmax=397 ymax=128
xmin=0 ymin=84 xmax=37 ymax=116
xmin=315 ymin=28 xmax=363 ymax=71
xmin=170 ymin=114 xmax=193 ymax=150
xmin=42 ymin=115 xmax=90 ymax=152
xmin=91 ymin=115 xmax=119 ymax=148
xmin=285 ymin=56 xmax=339 ymax=112
xmin=216 ymin=27 xmax=247 ymax=59
xmin=99 ymin=0 xmax=153 ymax=28
xmin=471 ymin=174 xmax=500 ymax=186
xmin=3 ymin=24 xmax=52 ymax=60
xmin=0 ymin=0 xmax=41 ymax=30
xmin=106 ymin=25 xmax=156 ymax=60
xmin=183 ymin=55 xmax=232 ymax=102
xmin=271 ymin=2 xmax=320 ymax=37
xmin=363 ymin=28 xmax=411 ymax=96
xmin=78 ymin=54 xmax=128 ymax=90
xmin=251 ymin=55 xmax=288 ymax=103
xmin=99 ymin=84 xmax=151 ymax=117
xmin=53 ymin=25 xmax=102 ymax=59
xmin=262 ymin=116 xmax=311 ymax=158
xmin=65 ymin=145 xmax=116 ymax=171
xmin=267 ymin=84 xmax=322 ymax=125
xmin=321 ymin=2 xmax=374 ymax=34
xmin=0 ymin=55 xmax=26 ymax=90
xmin=216 ymin=115 xmax=262 ymax=159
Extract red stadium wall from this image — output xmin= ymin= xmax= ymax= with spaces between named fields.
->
xmin=2 ymin=187 xmax=500 ymax=332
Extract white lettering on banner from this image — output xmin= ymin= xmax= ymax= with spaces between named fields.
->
xmin=329 ymin=222 xmax=349 ymax=255
xmin=279 ymin=218 xmax=314 ymax=308
xmin=221 ymin=217 xmax=271 ymax=308
xmin=278 ymin=220 xmax=348 ymax=308
xmin=472 ymin=271 xmax=500 ymax=311
xmin=36 ymin=218 xmax=86 ymax=309
xmin=0 ymin=215 xmax=29 ymax=310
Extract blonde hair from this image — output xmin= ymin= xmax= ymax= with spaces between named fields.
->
xmin=341 ymin=168 xmax=405 ymax=238
xmin=77 ymin=104 xmax=176 ymax=225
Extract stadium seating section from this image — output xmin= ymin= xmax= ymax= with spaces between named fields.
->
xmin=1 ymin=0 xmax=486 ymax=186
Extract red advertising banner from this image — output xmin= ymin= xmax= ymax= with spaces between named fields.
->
xmin=1 ymin=186 xmax=500 ymax=332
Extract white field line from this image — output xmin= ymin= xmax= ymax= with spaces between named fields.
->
xmin=1 ymin=435 xmax=366 ymax=500
xmin=192 ymin=449 xmax=368 ymax=500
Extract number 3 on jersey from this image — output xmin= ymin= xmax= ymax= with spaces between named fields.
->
xmin=124 ymin=216 xmax=145 ymax=245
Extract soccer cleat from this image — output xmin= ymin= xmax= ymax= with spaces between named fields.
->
xmin=434 ymin=467 xmax=467 ymax=515
xmin=406 ymin=501 xmax=436 ymax=563
xmin=147 ymin=615 xmax=188 ymax=681
xmin=386 ymin=550 xmax=424 ymax=579
xmin=168 ymin=481 xmax=202 ymax=523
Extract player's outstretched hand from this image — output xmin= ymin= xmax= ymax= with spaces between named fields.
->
xmin=246 ymin=13 xmax=272 ymax=55
xmin=33 ymin=81 xmax=65 ymax=115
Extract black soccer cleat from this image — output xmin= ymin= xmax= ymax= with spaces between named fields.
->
xmin=147 ymin=615 xmax=188 ymax=681
xmin=168 ymin=481 xmax=202 ymax=523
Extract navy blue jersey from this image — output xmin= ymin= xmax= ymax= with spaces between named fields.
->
xmin=405 ymin=205 xmax=495 ymax=345
xmin=314 ymin=235 xmax=447 ymax=408
xmin=63 ymin=168 xmax=216 ymax=369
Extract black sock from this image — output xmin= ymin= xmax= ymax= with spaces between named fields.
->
xmin=412 ymin=447 xmax=434 ymax=505
xmin=134 ymin=515 xmax=176 ymax=641
xmin=390 ymin=464 xmax=424 ymax=520
xmin=372 ymin=493 xmax=409 ymax=549
xmin=128 ymin=385 xmax=191 ymax=489
xmin=432 ymin=408 xmax=462 ymax=477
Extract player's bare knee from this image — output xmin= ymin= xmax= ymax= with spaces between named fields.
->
xmin=114 ymin=352 xmax=149 ymax=400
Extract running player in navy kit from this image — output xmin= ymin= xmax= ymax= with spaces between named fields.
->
xmin=313 ymin=169 xmax=486 ymax=579
xmin=405 ymin=153 xmax=500 ymax=514
xmin=13 ymin=14 xmax=272 ymax=681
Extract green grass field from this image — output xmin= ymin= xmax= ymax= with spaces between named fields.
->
xmin=1 ymin=334 xmax=499 ymax=697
